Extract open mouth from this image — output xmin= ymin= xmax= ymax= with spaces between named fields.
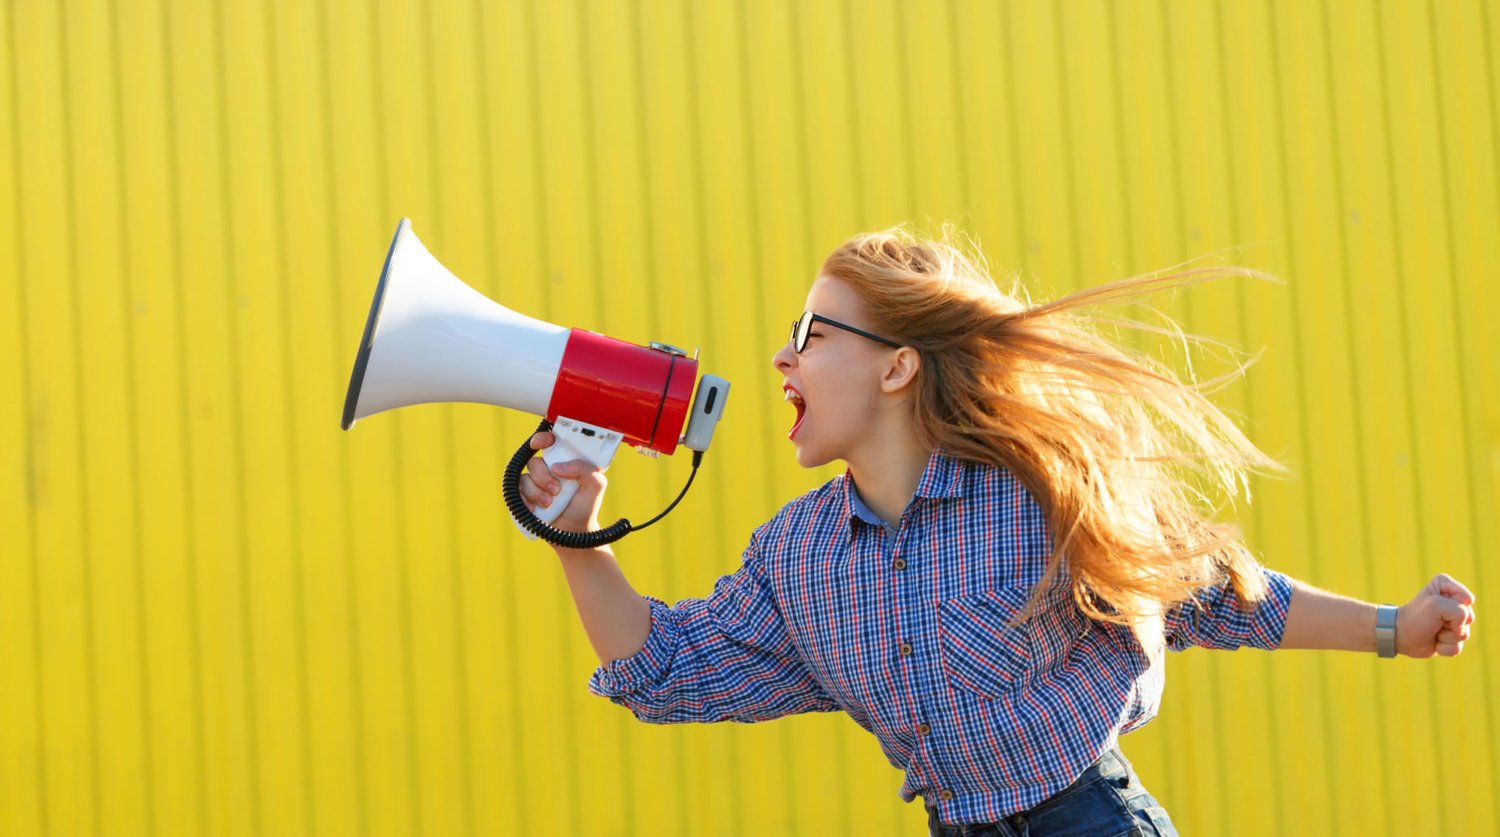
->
xmin=783 ymin=384 xmax=806 ymax=439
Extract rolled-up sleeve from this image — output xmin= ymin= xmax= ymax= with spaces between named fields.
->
xmin=1164 ymin=567 xmax=1294 ymax=651
xmin=587 ymin=538 xmax=838 ymax=724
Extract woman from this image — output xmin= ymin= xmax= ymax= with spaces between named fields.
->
xmin=517 ymin=227 xmax=1476 ymax=835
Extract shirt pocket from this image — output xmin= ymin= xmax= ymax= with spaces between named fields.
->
xmin=936 ymin=586 xmax=1033 ymax=699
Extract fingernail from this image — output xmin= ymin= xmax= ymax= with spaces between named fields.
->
xmin=548 ymin=483 xmax=560 ymax=495
xmin=540 ymin=496 xmax=551 ymax=507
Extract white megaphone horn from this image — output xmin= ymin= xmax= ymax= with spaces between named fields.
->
xmin=341 ymin=218 xmax=729 ymax=548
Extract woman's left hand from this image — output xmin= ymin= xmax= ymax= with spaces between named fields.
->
xmin=1397 ymin=574 xmax=1476 ymax=658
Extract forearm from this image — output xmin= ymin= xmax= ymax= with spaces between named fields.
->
xmin=553 ymin=544 xmax=653 ymax=664
xmin=1278 ymin=578 xmax=1378 ymax=652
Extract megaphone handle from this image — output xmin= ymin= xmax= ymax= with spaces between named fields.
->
xmin=531 ymin=419 xmax=623 ymax=526
xmin=503 ymin=418 xmax=707 ymax=549
xmin=507 ymin=420 xmax=636 ymax=552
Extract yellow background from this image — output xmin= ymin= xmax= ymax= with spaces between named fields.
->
xmin=2 ymin=0 xmax=1497 ymax=834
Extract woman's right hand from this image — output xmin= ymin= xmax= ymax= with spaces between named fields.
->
xmin=517 ymin=430 xmax=610 ymax=535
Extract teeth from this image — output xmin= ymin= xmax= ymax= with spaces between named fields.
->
xmin=783 ymin=389 xmax=804 ymax=403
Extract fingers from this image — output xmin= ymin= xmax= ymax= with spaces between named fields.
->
xmin=517 ymin=472 xmax=555 ymax=512
xmin=1432 ymin=596 xmax=1471 ymax=623
xmin=1432 ymin=594 xmax=1474 ymax=657
xmin=1433 ymin=596 xmax=1476 ymax=652
xmin=1437 ymin=626 xmax=1472 ymax=645
xmin=518 ymin=458 xmax=606 ymax=515
xmin=537 ymin=461 xmax=608 ymax=534
xmin=519 ymin=434 xmax=558 ymax=512
xmin=521 ymin=470 xmax=559 ymax=512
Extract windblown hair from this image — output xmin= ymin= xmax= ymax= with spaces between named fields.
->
xmin=820 ymin=225 xmax=1286 ymax=631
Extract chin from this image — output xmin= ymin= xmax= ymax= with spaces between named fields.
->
xmin=792 ymin=439 xmax=837 ymax=470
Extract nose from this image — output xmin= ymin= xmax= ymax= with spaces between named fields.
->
xmin=772 ymin=339 xmax=796 ymax=372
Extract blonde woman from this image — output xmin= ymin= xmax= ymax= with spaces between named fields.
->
xmin=517 ymin=228 xmax=1476 ymax=835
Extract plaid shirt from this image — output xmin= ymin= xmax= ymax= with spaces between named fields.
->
xmin=589 ymin=449 xmax=1293 ymax=823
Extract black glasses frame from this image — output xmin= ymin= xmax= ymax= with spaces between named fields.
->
xmin=790 ymin=310 xmax=903 ymax=353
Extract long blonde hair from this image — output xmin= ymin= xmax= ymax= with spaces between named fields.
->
xmin=820 ymin=225 xmax=1286 ymax=628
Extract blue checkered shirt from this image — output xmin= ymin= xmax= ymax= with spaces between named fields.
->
xmin=589 ymin=449 xmax=1293 ymax=823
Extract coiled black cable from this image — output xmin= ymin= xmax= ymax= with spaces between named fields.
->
xmin=502 ymin=419 xmax=703 ymax=549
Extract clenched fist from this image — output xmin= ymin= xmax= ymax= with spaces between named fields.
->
xmin=1397 ymin=574 xmax=1476 ymax=658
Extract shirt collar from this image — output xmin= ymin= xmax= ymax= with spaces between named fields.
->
xmin=842 ymin=448 xmax=965 ymax=530
xmin=912 ymin=447 xmax=964 ymax=499
xmin=846 ymin=484 xmax=895 ymax=532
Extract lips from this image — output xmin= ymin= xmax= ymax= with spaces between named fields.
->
xmin=783 ymin=383 xmax=806 ymax=439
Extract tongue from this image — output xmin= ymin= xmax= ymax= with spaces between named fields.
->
xmin=789 ymin=400 xmax=806 ymax=439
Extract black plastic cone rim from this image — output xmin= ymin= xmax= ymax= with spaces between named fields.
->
xmin=341 ymin=218 xmax=408 ymax=430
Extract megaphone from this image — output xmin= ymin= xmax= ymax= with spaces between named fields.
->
xmin=341 ymin=218 xmax=729 ymax=548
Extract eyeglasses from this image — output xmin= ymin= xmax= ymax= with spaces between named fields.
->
xmin=789 ymin=310 xmax=903 ymax=353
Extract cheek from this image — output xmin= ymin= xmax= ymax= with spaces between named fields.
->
xmin=807 ymin=364 xmax=878 ymax=416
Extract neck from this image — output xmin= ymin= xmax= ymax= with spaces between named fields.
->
xmin=845 ymin=431 xmax=934 ymax=528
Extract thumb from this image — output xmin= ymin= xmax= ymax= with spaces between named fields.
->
xmin=551 ymin=460 xmax=609 ymax=505
xmin=1429 ymin=573 xmax=1476 ymax=606
xmin=550 ymin=459 xmax=601 ymax=479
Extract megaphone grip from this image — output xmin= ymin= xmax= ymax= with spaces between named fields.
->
xmin=503 ymin=420 xmax=636 ymax=549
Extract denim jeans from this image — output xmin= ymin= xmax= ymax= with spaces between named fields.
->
xmin=926 ymin=748 xmax=1178 ymax=836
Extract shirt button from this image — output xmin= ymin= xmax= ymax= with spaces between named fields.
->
xmin=892 ymin=557 xmax=907 ymax=570
xmin=917 ymin=722 xmax=932 ymax=736
xmin=939 ymin=789 xmax=955 ymax=801
xmin=898 ymin=642 xmax=913 ymax=657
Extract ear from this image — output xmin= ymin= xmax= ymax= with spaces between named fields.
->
xmin=879 ymin=346 xmax=921 ymax=394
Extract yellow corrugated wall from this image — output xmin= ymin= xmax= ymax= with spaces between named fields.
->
xmin=2 ymin=0 xmax=1496 ymax=834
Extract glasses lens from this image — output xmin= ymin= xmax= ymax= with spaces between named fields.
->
xmin=795 ymin=311 xmax=814 ymax=352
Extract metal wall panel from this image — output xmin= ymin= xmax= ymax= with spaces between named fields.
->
xmin=1 ymin=0 xmax=1495 ymax=834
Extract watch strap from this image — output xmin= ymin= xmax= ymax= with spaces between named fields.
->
xmin=1375 ymin=604 xmax=1398 ymax=659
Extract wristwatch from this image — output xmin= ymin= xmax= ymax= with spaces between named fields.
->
xmin=1375 ymin=604 xmax=1398 ymax=659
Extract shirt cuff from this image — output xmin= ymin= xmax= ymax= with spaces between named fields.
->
xmin=1249 ymin=568 xmax=1295 ymax=649
xmin=1165 ymin=565 xmax=1296 ymax=652
xmin=587 ymin=597 xmax=680 ymax=698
